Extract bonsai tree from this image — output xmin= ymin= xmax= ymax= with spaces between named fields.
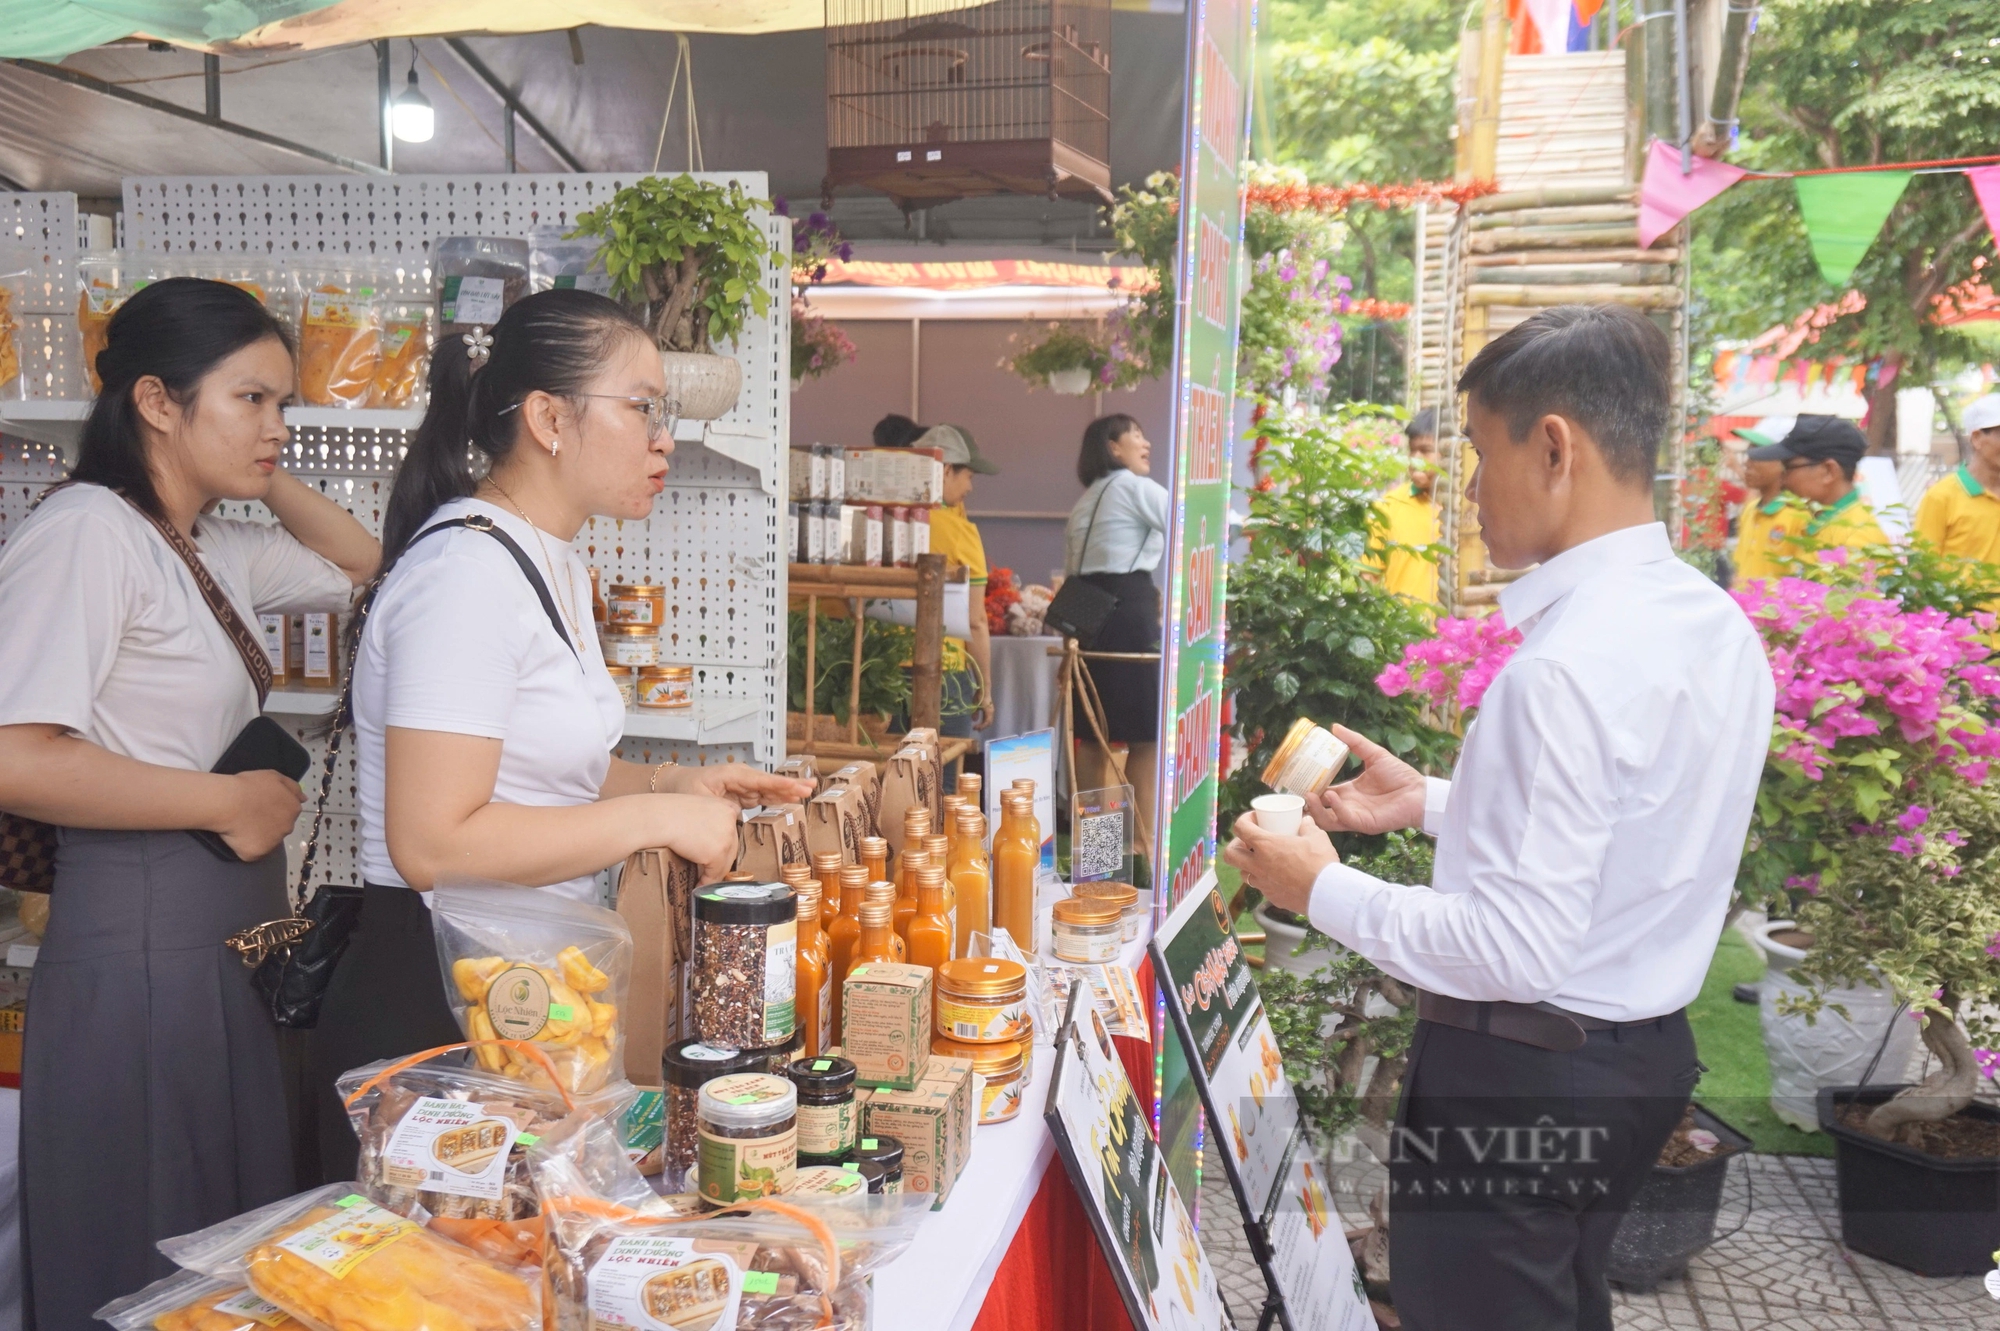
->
xmin=1733 ymin=569 xmax=2000 ymax=1142
xmin=569 ymin=174 xmax=773 ymax=353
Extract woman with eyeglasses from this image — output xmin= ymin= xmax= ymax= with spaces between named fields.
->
xmin=305 ymin=289 xmax=810 ymax=1181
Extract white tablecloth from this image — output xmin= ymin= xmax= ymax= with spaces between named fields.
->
xmin=988 ymin=635 xmax=1063 ymax=741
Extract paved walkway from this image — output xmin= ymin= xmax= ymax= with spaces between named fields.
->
xmin=1197 ymin=1146 xmax=2000 ymax=1330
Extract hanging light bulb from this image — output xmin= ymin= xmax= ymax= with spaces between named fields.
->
xmin=390 ymin=46 xmax=434 ymax=144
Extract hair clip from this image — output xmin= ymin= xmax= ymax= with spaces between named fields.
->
xmin=463 ymin=326 xmax=494 ymax=363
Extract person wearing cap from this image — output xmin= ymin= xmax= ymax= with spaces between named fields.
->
xmin=1367 ymin=408 xmax=1443 ymax=607
xmin=1747 ymin=415 xmax=1888 ymax=561
xmin=1729 ymin=420 xmax=1791 ymax=585
xmin=914 ymin=424 xmax=997 ymax=768
xmin=1914 ymin=395 xmax=2000 ymax=569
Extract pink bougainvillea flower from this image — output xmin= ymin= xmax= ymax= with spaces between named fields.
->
xmin=1376 ymin=614 xmax=1521 ymax=713
xmin=1785 ymin=873 xmax=1822 ymax=895
xmin=1977 ymin=1048 xmax=2000 ymax=1081
xmin=1896 ymin=805 xmax=1930 ymax=831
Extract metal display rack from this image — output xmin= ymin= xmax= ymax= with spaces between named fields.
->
xmin=0 ymin=175 xmax=792 ymax=893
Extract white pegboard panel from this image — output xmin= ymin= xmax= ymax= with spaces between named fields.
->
xmin=0 ymin=192 xmax=80 ymax=312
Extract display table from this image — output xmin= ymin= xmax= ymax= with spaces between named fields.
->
xmin=988 ymin=634 xmax=1064 ymax=740
xmin=873 ymin=932 xmax=1154 ymax=1331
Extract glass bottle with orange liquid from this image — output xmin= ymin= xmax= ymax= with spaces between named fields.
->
xmin=825 ymin=861 xmax=866 ymax=1037
xmin=949 ymin=808 xmax=991 ymax=957
xmin=794 ymin=883 xmax=832 ymax=1057
xmin=863 ymin=880 xmax=906 ymax=960
xmin=904 ymin=864 xmax=955 ymax=975
xmin=1011 ymin=779 xmax=1042 ymax=848
xmin=940 ymin=795 xmax=967 ymax=859
xmin=893 ymin=850 xmax=927 ymax=945
xmin=849 ymin=898 xmax=900 ymax=978
xmin=860 ymin=835 xmax=889 ymax=886
xmin=922 ymin=832 xmax=955 ymax=953
xmin=895 ymin=807 xmax=930 ymax=905
xmin=993 ymin=791 xmax=1038 ymax=950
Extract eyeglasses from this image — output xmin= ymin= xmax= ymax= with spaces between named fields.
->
xmin=1781 ymin=458 xmax=1826 ymax=472
xmin=497 ymin=394 xmax=679 ymax=441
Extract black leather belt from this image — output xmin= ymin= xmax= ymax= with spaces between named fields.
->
xmin=1416 ymin=991 xmax=1674 ymax=1053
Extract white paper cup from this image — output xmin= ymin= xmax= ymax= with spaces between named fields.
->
xmin=1250 ymin=792 xmax=1305 ymax=836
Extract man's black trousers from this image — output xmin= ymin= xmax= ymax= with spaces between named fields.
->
xmin=1386 ymin=1011 xmax=1701 ymax=1331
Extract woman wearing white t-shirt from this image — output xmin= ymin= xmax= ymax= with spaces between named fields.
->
xmin=0 ymin=279 xmax=380 ymax=1328
xmin=307 ymin=288 xmax=810 ymax=1181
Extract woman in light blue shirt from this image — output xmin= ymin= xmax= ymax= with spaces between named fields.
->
xmin=1063 ymin=413 xmax=1170 ymax=831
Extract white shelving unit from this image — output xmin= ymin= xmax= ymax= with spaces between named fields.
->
xmin=0 ymin=176 xmax=793 ymax=893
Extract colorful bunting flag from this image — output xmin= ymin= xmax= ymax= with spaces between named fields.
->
xmin=1793 ymin=170 xmax=1912 ymax=286
xmin=1970 ymin=166 xmax=2000 ymax=256
xmin=1638 ymin=138 xmax=1747 ymax=248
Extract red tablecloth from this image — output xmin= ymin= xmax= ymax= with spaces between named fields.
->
xmin=969 ymin=959 xmax=1159 ymax=1331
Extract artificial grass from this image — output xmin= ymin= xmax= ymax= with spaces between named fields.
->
xmin=1690 ymin=926 xmax=1834 ymax=1157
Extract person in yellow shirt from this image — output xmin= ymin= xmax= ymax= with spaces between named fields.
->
xmin=1729 ymin=420 xmax=1790 ymax=586
xmin=913 ymin=425 xmax=996 ymax=783
xmin=1914 ymin=394 xmax=2000 ymax=565
xmin=1748 ymin=415 xmax=1887 ymax=564
xmin=1368 ymin=409 xmax=1443 ymax=607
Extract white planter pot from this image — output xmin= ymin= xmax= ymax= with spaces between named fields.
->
xmin=1255 ymin=902 xmax=1339 ymax=979
xmin=1754 ymin=920 xmax=1920 ymax=1131
xmin=1047 ymin=367 xmax=1092 ymax=396
xmin=661 ymin=350 xmax=742 ymax=421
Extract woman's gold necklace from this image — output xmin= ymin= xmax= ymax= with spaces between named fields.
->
xmin=483 ymin=477 xmax=584 ymax=646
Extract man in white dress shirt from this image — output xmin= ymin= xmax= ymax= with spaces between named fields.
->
xmin=1225 ymin=305 xmax=1774 ymax=1331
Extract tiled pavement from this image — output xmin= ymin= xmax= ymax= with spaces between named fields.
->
xmin=1196 ymin=1146 xmax=2000 ymax=1330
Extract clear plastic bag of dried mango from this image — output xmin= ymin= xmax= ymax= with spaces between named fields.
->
xmin=157 ymin=1184 xmax=540 ymax=1331
xmin=431 ymin=883 xmax=634 ymax=1097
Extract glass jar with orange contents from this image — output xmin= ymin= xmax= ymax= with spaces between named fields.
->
xmin=1051 ymin=896 xmax=1123 ymax=963
xmin=636 ymin=664 xmax=693 ymax=710
xmin=1073 ymin=881 xmax=1142 ymax=942
xmin=932 ymin=1033 xmax=1028 ymax=1123
xmin=935 ymin=958 xmax=1030 ymax=1044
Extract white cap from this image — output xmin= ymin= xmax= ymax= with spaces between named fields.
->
xmin=1963 ymin=395 xmax=2000 ymax=434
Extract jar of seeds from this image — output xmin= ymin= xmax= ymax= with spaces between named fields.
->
xmin=692 ymin=882 xmax=798 ymax=1050
xmin=661 ymin=1040 xmax=764 ymax=1187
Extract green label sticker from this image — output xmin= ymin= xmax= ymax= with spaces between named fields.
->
xmin=861 ymin=1137 xmax=878 ymax=1150
xmin=728 ymin=1093 xmax=762 ymax=1104
xmin=548 ymin=1003 xmax=575 ymax=1021
xmin=334 ymin=1194 xmax=365 ymax=1208
xmin=743 ymin=1272 xmax=780 ymax=1295
xmin=516 ymin=1132 xmax=540 ymax=1147
xmin=841 ymin=1161 xmax=860 ymax=1172
xmin=812 ymin=1059 xmax=832 ymax=1071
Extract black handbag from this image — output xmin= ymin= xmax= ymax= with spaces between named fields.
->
xmin=234 ymin=513 xmax=581 ymax=1028
xmin=1043 ymin=483 xmax=1126 ymax=647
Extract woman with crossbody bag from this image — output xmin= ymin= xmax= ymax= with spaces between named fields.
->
xmin=0 ymin=279 xmax=380 ymax=1329
xmin=1061 ymin=414 xmax=1171 ymax=837
xmin=305 ymin=289 xmax=812 ymax=1181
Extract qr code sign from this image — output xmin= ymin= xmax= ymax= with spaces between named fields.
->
xmin=1073 ymin=810 xmax=1126 ymax=882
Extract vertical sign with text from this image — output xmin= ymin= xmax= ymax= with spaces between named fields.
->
xmin=1154 ymin=0 xmax=1254 ymax=919
xmin=1155 ymin=0 xmax=1258 ymax=1217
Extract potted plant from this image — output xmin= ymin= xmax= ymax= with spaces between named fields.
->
xmin=1001 ymin=322 xmax=1112 ymax=395
xmin=790 ymin=294 xmax=856 ymax=385
xmin=569 ymin=173 xmax=774 ymax=420
xmin=1731 ymin=570 xmax=2000 ymax=1274
xmin=1605 ymin=1106 xmax=1752 ymax=1290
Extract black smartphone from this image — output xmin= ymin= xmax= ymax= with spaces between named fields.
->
xmin=189 ymin=716 xmax=313 ymax=862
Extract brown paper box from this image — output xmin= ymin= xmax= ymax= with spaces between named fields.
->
xmin=806 ymin=785 xmax=868 ymax=865
xmin=879 ymin=749 xmax=933 ymax=858
xmin=901 ymin=728 xmax=943 ymax=823
xmin=862 ymin=1084 xmax=956 ymax=1207
xmin=826 ymin=762 xmax=883 ymax=838
xmin=739 ymin=804 xmax=810 ymax=880
xmin=615 ymin=847 xmax=700 ymax=1087
xmin=922 ymin=1054 xmax=975 ymax=1183
xmin=777 ymin=755 xmax=822 ymax=795
xmin=841 ymin=962 xmax=932 ymax=1089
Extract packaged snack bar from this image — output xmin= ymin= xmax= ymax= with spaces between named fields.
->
xmin=291 ymin=266 xmax=388 ymax=408
xmin=337 ymin=1043 xmax=638 ymax=1255
xmin=431 ymin=883 xmax=633 ymax=1096
xmin=369 ymin=301 xmax=432 ymax=408
xmin=529 ymin=1116 xmax=929 ymax=1331
xmin=159 ymin=1184 xmax=540 ymax=1331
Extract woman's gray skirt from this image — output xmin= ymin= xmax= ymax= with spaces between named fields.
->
xmin=21 ymin=829 xmax=294 ymax=1330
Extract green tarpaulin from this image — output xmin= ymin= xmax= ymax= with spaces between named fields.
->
xmin=0 ymin=2 xmax=339 ymax=61
xmin=1794 ymin=170 xmax=1913 ymax=287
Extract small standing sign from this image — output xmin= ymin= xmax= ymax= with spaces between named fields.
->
xmin=1149 ymin=873 xmax=1373 ymax=1331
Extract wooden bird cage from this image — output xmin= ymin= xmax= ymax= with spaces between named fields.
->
xmin=824 ymin=0 xmax=1112 ymax=210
